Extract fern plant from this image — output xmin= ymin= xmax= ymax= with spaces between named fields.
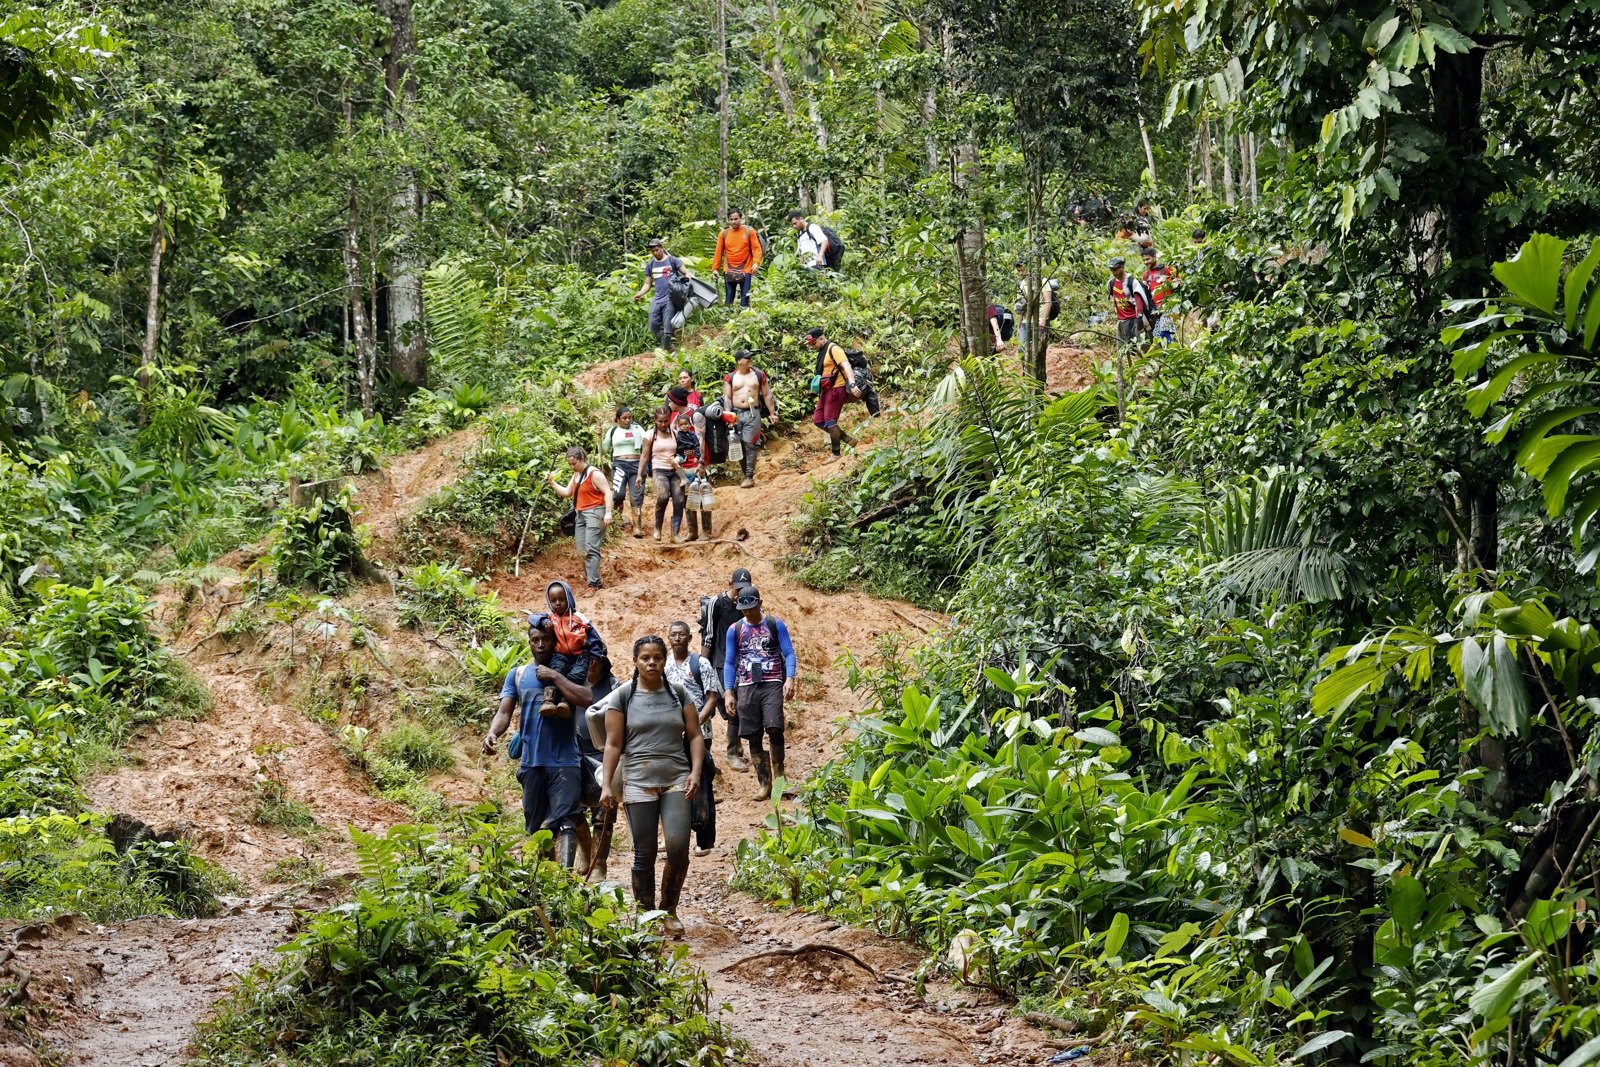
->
xmin=423 ymin=260 xmax=490 ymax=381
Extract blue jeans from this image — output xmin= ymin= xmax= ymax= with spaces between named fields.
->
xmin=648 ymin=296 xmax=674 ymax=349
xmin=723 ymin=271 xmax=753 ymax=308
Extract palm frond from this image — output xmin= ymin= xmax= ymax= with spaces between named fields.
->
xmin=1202 ymin=467 xmax=1353 ymax=603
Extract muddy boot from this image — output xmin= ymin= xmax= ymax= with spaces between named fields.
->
xmin=754 ymin=753 xmax=772 ymax=801
xmin=685 ymin=510 xmax=700 ymax=542
xmin=660 ymin=861 xmax=687 ymax=936
xmin=555 ymin=830 xmax=578 ymax=870
xmin=772 ymin=757 xmax=786 ymax=788
xmin=631 ymin=868 xmax=656 ymax=912
xmin=726 ymin=736 xmax=750 ymax=773
xmin=701 ymin=510 xmax=714 ymax=538
xmin=631 ymin=509 xmax=643 ymax=538
xmin=573 ymin=821 xmax=595 ymax=876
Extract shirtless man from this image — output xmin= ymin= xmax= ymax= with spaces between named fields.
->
xmin=722 ymin=349 xmax=776 ymax=488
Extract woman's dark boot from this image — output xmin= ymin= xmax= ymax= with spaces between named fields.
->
xmin=685 ymin=510 xmax=700 ymax=542
xmin=631 ymin=868 xmax=656 ymax=912
xmin=555 ymin=830 xmax=578 ymax=870
xmin=701 ymin=509 xmax=714 ymax=538
xmin=660 ymin=861 xmax=687 ymax=936
xmin=754 ymin=753 xmax=773 ymax=801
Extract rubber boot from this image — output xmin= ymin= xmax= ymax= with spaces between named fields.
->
xmin=685 ymin=510 xmax=700 ymax=542
xmin=631 ymin=508 xmax=643 ymax=539
xmin=555 ymin=830 xmax=578 ymax=870
xmin=572 ymin=821 xmax=595 ymax=876
xmin=727 ymin=735 xmax=750 ymax=772
xmin=701 ymin=509 xmax=714 ymax=538
xmin=772 ymin=757 xmax=786 ymax=790
xmin=631 ymin=867 xmax=656 ymax=912
xmin=659 ymin=861 xmax=687 ymax=936
xmin=754 ymin=753 xmax=772 ymax=801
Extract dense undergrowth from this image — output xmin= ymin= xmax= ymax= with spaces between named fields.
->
xmin=742 ymin=224 xmax=1600 ymax=1067
xmin=192 ymin=821 xmax=739 ymax=1067
xmin=0 ymin=577 xmax=229 ymax=920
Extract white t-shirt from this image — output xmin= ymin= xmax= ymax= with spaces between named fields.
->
xmin=796 ymin=223 xmax=827 ymax=266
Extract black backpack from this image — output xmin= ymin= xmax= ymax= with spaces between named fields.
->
xmin=989 ymin=304 xmax=1015 ymax=342
xmin=818 ymin=224 xmax=845 ymax=269
xmin=843 ymin=348 xmax=873 ymax=385
xmin=1045 ymin=279 xmax=1063 ymax=322
xmin=704 ymin=413 xmax=730 ymax=463
xmin=668 ymin=266 xmax=694 ymax=310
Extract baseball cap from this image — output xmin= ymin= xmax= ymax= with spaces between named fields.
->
xmin=735 ymin=348 xmax=753 ymax=362
xmin=735 ymin=587 xmax=761 ymax=610
xmin=647 ymin=238 xmax=664 ymax=248
xmin=730 ymin=567 xmax=753 ymax=586
xmin=805 ymin=327 xmax=825 ymax=340
xmin=1108 ymin=256 xmax=1126 ymax=268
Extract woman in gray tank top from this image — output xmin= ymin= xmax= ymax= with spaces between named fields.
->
xmin=598 ymin=634 xmax=705 ymax=935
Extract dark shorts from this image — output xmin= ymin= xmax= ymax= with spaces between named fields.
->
xmin=736 ymin=680 xmax=785 ymax=737
xmin=812 ymin=384 xmax=847 ymax=428
xmin=1116 ymin=317 xmax=1142 ymax=343
xmin=517 ymin=764 xmax=583 ymax=836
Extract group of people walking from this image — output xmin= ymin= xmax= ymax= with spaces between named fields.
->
xmin=481 ymin=569 xmax=799 ymax=936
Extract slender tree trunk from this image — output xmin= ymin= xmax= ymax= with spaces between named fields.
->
xmin=953 ymin=139 xmax=990 ymax=360
xmin=762 ymin=0 xmax=805 ymax=208
xmin=345 ymin=188 xmax=377 ymax=418
xmin=1221 ymin=125 xmax=1235 ymax=206
xmin=1131 ymin=54 xmax=1157 ymax=192
xmin=1200 ymin=117 xmax=1214 ymax=195
xmin=379 ymin=0 xmax=427 ymax=389
xmin=717 ymin=0 xmax=730 ymax=220
xmin=138 ymin=201 xmax=165 ymax=427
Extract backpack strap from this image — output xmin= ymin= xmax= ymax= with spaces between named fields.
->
xmin=688 ymin=653 xmax=704 ymax=690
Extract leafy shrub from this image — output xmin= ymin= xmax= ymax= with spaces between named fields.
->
xmin=397 ymin=561 xmax=513 ymax=643
xmin=374 ymin=720 xmax=456 ymax=774
xmin=251 ymin=779 xmax=321 ymax=836
xmin=191 ymin=822 xmax=738 ymax=1067
xmin=269 ymin=489 xmax=368 ymax=592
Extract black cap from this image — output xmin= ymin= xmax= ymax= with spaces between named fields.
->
xmin=805 ymin=327 xmax=825 ymax=340
xmin=734 ymin=348 xmax=753 ymax=361
xmin=1109 ymin=256 xmax=1126 ymax=268
xmin=735 ymin=587 xmax=761 ymax=610
xmin=730 ymin=567 xmax=753 ymax=585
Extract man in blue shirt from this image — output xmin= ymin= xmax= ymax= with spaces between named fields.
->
xmin=722 ymin=587 xmax=796 ymax=801
xmin=482 ymin=614 xmax=593 ymax=868
xmin=632 ymin=238 xmax=683 ymax=351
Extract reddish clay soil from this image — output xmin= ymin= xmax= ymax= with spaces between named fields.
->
xmin=24 ymin=366 xmax=1104 ymax=1067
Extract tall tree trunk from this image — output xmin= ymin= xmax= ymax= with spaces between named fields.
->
xmin=1200 ymin=117 xmax=1214 ymax=195
xmin=345 ymin=188 xmax=377 ymax=418
xmin=762 ymin=0 xmax=805 ymax=209
xmin=379 ymin=0 xmax=427 ymax=389
xmin=807 ymin=96 xmax=835 ymax=210
xmin=717 ymin=0 xmax=730 ymax=220
xmin=138 ymin=201 xmax=165 ymax=427
xmin=953 ymin=140 xmax=990 ymax=361
xmin=919 ymin=23 xmax=939 ymax=174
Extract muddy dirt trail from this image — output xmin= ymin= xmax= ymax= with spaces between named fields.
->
xmin=26 ymin=379 xmax=1075 ymax=1066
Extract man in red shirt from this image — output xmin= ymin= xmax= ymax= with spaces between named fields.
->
xmin=1106 ymin=256 xmax=1154 ymax=348
xmin=1140 ymin=246 xmax=1178 ymax=345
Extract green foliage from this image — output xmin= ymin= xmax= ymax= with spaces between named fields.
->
xmin=268 ymin=489 xmax=368 ymax=593
xmin=373 ymin=720 xmax=457 ymax=775
xmin=191 ymin=821 xmax=738 ymax=1067
xmin=397 ymin=561 xmax=513 ymax=643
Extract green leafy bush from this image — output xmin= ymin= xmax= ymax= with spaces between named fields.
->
xmin=191 ymin=822 xmax=738 ymax=1067
xmin=268 ymin=489 xmax=368 ymax=593
xmin=374 ymin=720 xmax=456 ymax=774
xmin=397 ymin=561 xmax=514 ymax=643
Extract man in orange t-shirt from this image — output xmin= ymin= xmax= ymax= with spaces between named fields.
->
xmin=712 ymin=209 xmax=764 ymax=309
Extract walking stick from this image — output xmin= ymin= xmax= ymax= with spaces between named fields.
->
xmin=583 ymin=804 xmax=617 ymax=881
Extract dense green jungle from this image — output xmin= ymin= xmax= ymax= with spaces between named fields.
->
xmin=4 ymin=0 xmax=1600 ymax=1064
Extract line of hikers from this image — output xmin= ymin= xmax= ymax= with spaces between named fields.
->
xmin=481 ymin=569 xmax=797 ymax=936
xmin=633 ymin=209 xmax=845 ymax=352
